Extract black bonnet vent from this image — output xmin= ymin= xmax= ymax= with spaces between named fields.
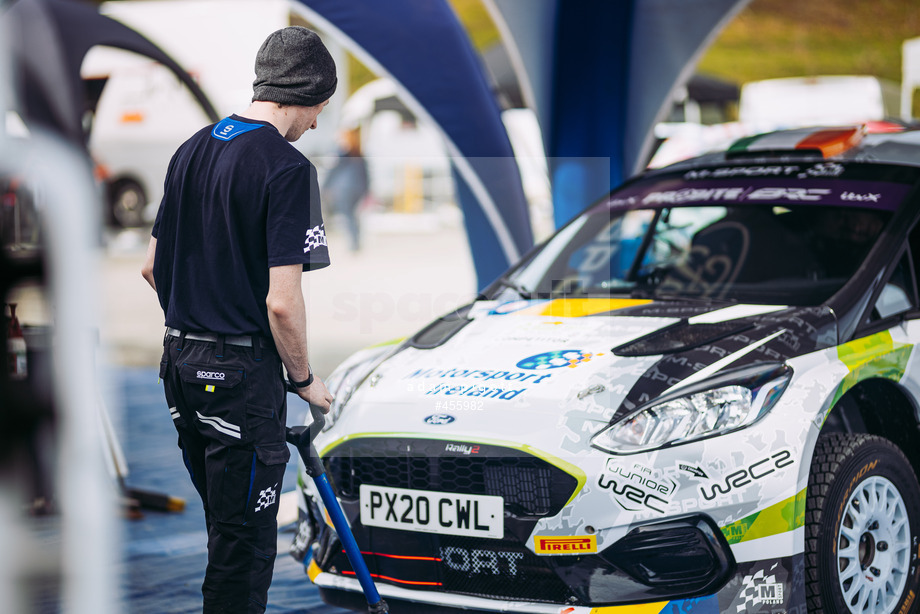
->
xmin=613 ymin=321 xmax=752 ymax=357
xmin=408 ymin=304 xmax=473 ymax=349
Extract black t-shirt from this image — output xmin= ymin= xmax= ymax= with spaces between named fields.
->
xmin=152 ymin=115 xmax=330 ymax=336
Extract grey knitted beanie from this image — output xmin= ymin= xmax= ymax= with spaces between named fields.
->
xmin=252 ymin=26 xmax=337 ymax=106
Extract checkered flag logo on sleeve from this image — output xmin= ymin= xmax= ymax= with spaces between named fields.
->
xmin=303 ymin=223 xmax=328 ymax=253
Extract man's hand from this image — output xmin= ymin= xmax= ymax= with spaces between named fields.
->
xmin=295 ymin=375 xmax=334 ymax=413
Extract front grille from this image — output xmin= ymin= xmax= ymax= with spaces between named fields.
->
xmin=327 ymin=529 xmax=577 ymax=604
xmin=321 ymin=438 xmax=580 ymax=602
xmin=325 ymin=438 xmax=576 ymax=518
xmin=438 ymin=535 xmax=575 ymax=603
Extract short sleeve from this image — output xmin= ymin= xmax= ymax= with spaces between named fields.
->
xmin=152 ymin=206 xmax=162 ymax=239
xmin=266 ymin=163 xmax=330 ymax=271
xmin=152 ymin=150 xmax=179 ymax=240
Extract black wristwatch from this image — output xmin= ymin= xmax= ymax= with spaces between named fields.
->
xmin=288 ymin=366 xmax=314 ymax=389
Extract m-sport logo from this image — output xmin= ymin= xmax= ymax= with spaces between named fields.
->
xmin=303 ymin=224 xmax=328 ymax=253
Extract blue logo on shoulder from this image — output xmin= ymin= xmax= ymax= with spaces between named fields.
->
xmin=424 ymin=414 xmax=456 ymax=425
xmin=211 ymin=118 xmax=263 ymax=141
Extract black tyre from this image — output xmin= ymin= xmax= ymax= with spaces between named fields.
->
xmin=806 ymin=433 xmax=920 ymax=613
xmin=108 ymin=179 xmax=146 ymax=228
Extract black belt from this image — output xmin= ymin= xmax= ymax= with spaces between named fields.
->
xmin=166 ymin=327 xmax=274 ymax=349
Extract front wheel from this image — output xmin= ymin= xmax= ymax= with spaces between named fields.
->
xmin=806 ymin=433 xmax=920 ymax=614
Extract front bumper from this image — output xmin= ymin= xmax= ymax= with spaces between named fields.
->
xmin=296 ymin=437 xmax=735 ymax=608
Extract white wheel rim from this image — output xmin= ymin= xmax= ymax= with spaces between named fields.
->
xmin=114 ymin=187 xmax=143 ymax=225
xmin=836 ymin=475 xmax=911 ymax=614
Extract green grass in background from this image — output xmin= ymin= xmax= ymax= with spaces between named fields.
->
xmin=699 ymin=0 xmax=920 ymax=87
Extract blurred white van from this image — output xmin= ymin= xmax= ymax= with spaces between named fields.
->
xmin=739 ymin=75 xmax=900 ymax=131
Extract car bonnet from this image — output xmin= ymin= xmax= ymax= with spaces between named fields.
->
xmin=318 ymin=298 xmax=837 ymax=453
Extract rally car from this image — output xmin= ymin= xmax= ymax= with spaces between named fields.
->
xmin=291 ymin=125 xmax=920 ymax=614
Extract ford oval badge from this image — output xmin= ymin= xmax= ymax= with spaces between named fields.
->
xmin=424 ymin=414 xmax=456 ymax=425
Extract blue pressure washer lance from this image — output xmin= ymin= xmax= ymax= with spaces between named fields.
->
xmin=286 ymin=399 xmax=389 ymax=614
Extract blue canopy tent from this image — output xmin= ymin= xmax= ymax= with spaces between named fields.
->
xmin=486 ymin=0 xmax=750 ymax=226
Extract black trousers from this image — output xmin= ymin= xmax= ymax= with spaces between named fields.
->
xmin=160 ymin=334 xmax=290 ymax=613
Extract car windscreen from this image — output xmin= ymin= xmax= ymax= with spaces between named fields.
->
xmin=507 ymin=167 xmax=911 ymax=305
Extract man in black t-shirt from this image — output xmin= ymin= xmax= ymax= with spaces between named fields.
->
xmin=142 ymin=26 xmax=336 ymax=613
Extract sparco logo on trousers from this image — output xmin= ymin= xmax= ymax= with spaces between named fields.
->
xmin=197 ymin=371 xmax=226 ymax=380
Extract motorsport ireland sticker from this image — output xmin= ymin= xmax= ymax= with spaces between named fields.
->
xmin=403 ymin=365 xmax=555 ymax=401
xmin=516 ymin=350 xmax=598 ymax=370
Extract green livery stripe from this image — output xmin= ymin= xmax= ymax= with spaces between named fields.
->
xmin=720 ymin=488 xmax=806 ymax=545
xmin=829 ymin=330 xmax=914 ymax=412
xmin=320 ymin=432 xmax=588 ymax=507
xmin=727 ymin=134 xmax=763 ymax=152
xmin=366 ymin=337 xmax=406 ymax=349
xmin=838 ymin=330 xmax=900 ymax=367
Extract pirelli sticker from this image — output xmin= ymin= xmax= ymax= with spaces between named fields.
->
xmin=533 ymin=535 xmax=597 ymax=555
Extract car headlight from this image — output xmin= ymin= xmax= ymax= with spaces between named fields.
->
xmin=591 ymin=363 xmax=792 ymax=454
xmin=321 ymin=342 xmax=403 ymax=431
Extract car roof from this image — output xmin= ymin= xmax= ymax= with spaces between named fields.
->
xmin=658 ymin=124 xmax=920 ymax=172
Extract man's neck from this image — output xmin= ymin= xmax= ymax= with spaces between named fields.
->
xmin=239 ymin=101 xmax=294 ymax=137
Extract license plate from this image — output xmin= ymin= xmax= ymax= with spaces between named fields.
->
xmin=359 ymin=485 xmax=503 ymax=539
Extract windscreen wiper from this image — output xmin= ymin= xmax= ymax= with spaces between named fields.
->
xmin=493 ymin=277 xmax=534 ymax=300
xmin=624 ymin=209 xmax=664 ymax=282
